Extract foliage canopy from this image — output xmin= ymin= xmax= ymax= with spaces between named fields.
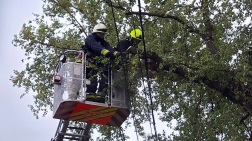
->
xmin=11 ymin=0 xmax=252 ymax=140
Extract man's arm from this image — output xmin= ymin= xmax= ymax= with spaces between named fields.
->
xmin=104 ymin=41 xmax=119 ymax=56
xmin=85 ymin=36 xmax=112 ymax=56
xmin=116 ymin=40 xmax=131 ymax=53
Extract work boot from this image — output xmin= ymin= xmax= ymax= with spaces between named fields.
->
xmin=95 ymin=95 xmax=105 ymax=103
xmin=95 ymin=92 xmax=105 ymax=103
xmin=86 ymin=93 xmax=95 ymax=102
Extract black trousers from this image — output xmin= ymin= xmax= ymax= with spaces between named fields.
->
xmin=86 ymin=67 xmax=108 ymax=95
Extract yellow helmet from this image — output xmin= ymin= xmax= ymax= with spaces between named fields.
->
xmin=130 ymin=29 xmax=142 ymax=41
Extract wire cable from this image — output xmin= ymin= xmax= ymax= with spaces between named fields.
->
xmin=108 ymin=0 xmax=139 ymax=141
xmin=129 ymin=0 xmax=154 ymax=136
xmin=136 ymin=0 xmax=158 ymax=139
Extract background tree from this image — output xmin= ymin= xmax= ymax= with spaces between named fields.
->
xmin=11 ymin=0 xmax=252 ymax=140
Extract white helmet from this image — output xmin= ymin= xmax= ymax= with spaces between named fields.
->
xmin=92 ymin=23 xmax=108 ymax=33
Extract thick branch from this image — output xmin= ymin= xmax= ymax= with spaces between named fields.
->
xmin=108 ymin=0 xmax=218 ymax=55
xmin=32 ymin=40 xmax=71 ymax=50
xmin=248 ymin=47 xmax=252 ymax=67
xmin=247 ymin=47 xmax=252 ymax=83
xmin=62 ymin=8 xmax=87 ymax=36
xmin=126 ymin=11 xmax=200 ymax=34
xmin=103 ymin=0 xmax=126 ymax=10
xmin=201 ymin=0 xmax=218 ymax=55
xmin=126 ymin=10 xmax=219 ymax=55
xmin=162 ymin=64 xmax=252 ymax=113
xmin=54 ymin=0 xmax=87 ymax=36
xmin=240 ymin=113 xmax=250 ymax=124
xmin=202 ymin=0 xmax=212 ymax=30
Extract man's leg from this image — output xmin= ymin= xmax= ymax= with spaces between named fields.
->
xmin=86 ymin=67 xmax=97 ymax=101
xmin=97 ymin=70 xmax=108 ymax=103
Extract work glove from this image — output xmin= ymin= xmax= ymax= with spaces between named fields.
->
xmin=106 ymin=52 xmax=116 ymax=60
xmin=115 ymin=52 xmax=120 ymax=57
xmin=126 ymin=46 xmax=137 ymax=54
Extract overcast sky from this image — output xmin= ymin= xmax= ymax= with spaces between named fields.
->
xmin=0 ymin=1 xmax=172 ymax=141
xmin=0 ymin=0 xmax=60 ymax=141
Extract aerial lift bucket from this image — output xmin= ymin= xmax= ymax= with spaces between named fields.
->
xmin=53 ymin=50 xmax=130 ymax=127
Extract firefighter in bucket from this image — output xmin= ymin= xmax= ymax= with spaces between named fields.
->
xmin=79 ymin=23 xmax=120 ymax=103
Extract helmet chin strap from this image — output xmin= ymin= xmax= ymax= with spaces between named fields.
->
xmin=127 ymin=36 xmax=140 ymax=47
xmin=126 ymin=35 xmax=131 ymax=41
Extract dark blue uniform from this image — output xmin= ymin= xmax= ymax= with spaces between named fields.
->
xmin=116 ymin=38 xmax=132 ymax=58
xmin=82 ymin=33 xmax=118 ymax=102
xmin=82 ymin=33 xmax=118 ymax=58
